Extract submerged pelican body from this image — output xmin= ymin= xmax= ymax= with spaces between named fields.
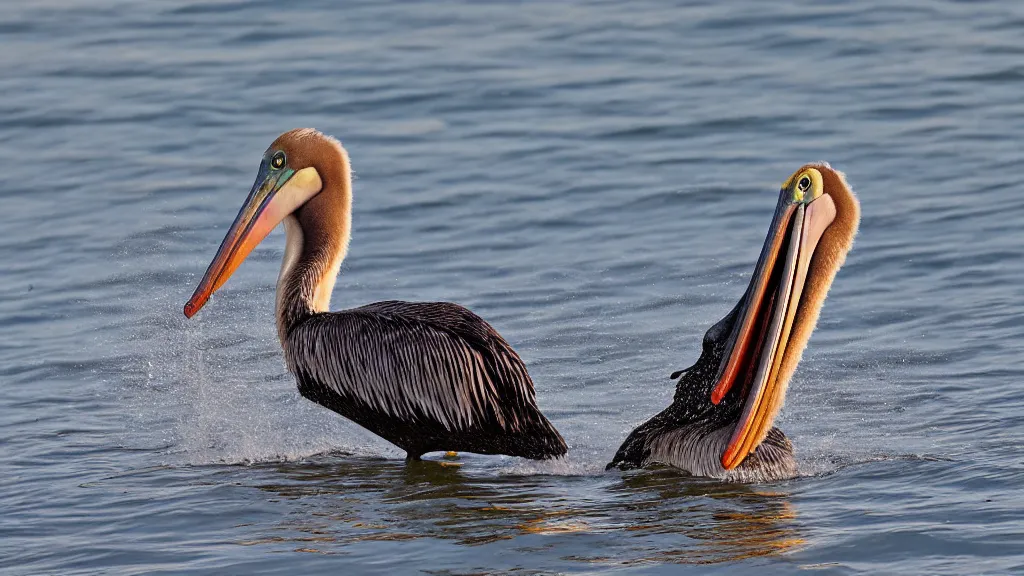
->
xmin=185 ymin=129 xmax=567 ymax=461
xmin=608 ymin=164 xmax=860 ymax=482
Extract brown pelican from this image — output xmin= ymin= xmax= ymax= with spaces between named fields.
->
xmin=184 ymin=128 xmax=567 ymax=461
xmin=607 ymin=163 xmax=860 ymax=482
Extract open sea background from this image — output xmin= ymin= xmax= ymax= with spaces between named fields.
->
xmin=2 ymin=1 xmax=1023 ymax=574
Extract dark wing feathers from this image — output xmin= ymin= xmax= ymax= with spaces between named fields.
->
xmin=285 ymin=300 xmax=565 ymax=457
xmin=357 ymin=300 xmax=537 ymax=424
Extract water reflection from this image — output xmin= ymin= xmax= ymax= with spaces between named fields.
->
xmin=244 ymin=455 xmax=804 ymax=565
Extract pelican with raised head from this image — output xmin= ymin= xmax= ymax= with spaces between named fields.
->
xmin=184 ymin=129 xmax=567 ymax=461
xmin=607 ymin=163 xmax=859 ymax=482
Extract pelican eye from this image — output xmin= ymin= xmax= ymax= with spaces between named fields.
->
xmin=797 ymin=175 xmax=811 ymax=192
xmin=270 ymin=151 xmax=286 ymax=170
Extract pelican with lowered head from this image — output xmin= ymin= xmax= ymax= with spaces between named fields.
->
xmin=607 ymin=163 xmax=859 ymax=482
xmin=185 ymin=128 xmax=567 ymax=461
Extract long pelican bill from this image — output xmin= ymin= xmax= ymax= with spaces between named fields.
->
xmin=184 ymin=159 xmax=322 ymax=318
xmin=711 ymin=184 xmax=838 ymax=470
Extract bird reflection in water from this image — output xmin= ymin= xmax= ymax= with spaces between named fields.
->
xmin=607 ymin=468 xmax=804 ymax=565
xmin=239 ymin=455 xmax=804 ymax=565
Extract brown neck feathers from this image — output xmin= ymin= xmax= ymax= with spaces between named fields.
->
xmin=273 ymin=130 xmax=352 ymax=344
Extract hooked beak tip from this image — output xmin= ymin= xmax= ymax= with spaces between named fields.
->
xmin=183 ymin=297 xmax=203 ymax=318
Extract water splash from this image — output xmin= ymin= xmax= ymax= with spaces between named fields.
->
xmin=118 ymin=285 xmax=393 ymax=466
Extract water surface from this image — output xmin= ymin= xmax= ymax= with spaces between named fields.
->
xmin=2 ymin=1 xmax=1023 ymax=574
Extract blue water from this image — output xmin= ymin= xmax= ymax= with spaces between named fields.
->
xmin=2 ymin=1 xmax=1023 ymax=573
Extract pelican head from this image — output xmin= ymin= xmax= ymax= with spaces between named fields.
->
xmin=184 ymin=129 xmax=351 ymax=323
xmin=704 ymin=162 xmax=860 ymax=470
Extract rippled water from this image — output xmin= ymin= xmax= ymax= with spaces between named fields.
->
xmin=2 ymin=1 xmax=1023 ymax=574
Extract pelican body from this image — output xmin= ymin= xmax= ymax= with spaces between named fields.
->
xmin=608 ymin=164 xmax=859 ymax=482
xmin=185 ymin=129 xmax=567 ymax=461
